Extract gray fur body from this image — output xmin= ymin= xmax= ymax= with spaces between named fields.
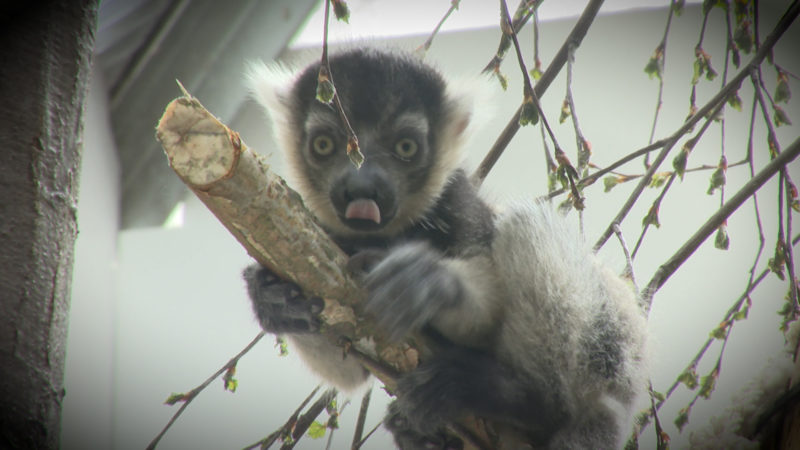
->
xmin=244 ymin=48 xmax=648 ymax=449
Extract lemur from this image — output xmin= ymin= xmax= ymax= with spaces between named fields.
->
xmin=243 ymin=48 xmax=649 ymax=449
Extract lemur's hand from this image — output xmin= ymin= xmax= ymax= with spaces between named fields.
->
xmin=242 ymin=264 xmax=324 ymax=334
xmin=361 ymin=242 xmax=463 ymax=342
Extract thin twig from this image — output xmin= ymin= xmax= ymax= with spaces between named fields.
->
xmin=630 ymin=98 xmax=727 ymax=260
xmin=481 ymin=0 xmax=543 ymax=74
xmin=282 ymin=388 xmax=338 ymax=450
xmin=243 ymin=385 xmax=323 ymax=450
xmin=642 ymin=136 xmax=800 ymax=311
xmin=500 ymin=0 xmax=584 ymax=208
xmin=416 ymin=0 xmax=461 ymax=54
xmin=320 ymin=0 xmax=363 ymax=167
xmin=593 ymin=0 xmax=800 ymax=252
xmin=644 ymin=0 xmax=677 ymax=168
xmin=612 ymin=223 xmax=638 ymax=294
xmin=640 ymin=234 xmax=800 ymax=434
xmin=472 ymin=0 xmax=605 ymax=185
xmin=147 ymin=331 xmax=267 ymax=450
xmin=350 ymin=388 xmax=372 ymax=450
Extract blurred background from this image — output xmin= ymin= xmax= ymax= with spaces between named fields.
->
xmin=63 ymin=1 xmax=800 ymax=448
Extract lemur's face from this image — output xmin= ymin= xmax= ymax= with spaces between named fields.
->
xmin=280 ymin=49 xmax=464 ymax=239
xmin=299 ymin=107 xmax=434 ymax=236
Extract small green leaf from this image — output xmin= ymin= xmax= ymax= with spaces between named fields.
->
xmin=332 ymin=0 xmax=351 ymax=23
xmin=674 ymin=407 xmax=690 ymax=432
xmin=727 ymin=91 xmax=743 ymax=111
xmin=710 ymin=320 xmax=730 ymax=339
xmin=733 ymin=303 xmax=749 ymax=321
xmin=774 ymin=106 xmax=792 ymax=127
xmin=165 ymin=393 xmax=188 ymax=405
xmin=307 ymin=421 xmax=327 ymax=439
xmin=651 ymin=390 xmax=666 ymax=402
xmin=707 ymin=167 xmax=726 ymax=195
xmin=649 ymin=172 xmax=670 ymax=189
xmin=734 ymin=21 xmax=753 ymax=53
xmin=699 ymin=369 xmax=719 ymax=399
xmin=519 ymin=98 xmax=539 ymax=126
xmin=644 ymin=53 xmax=663 ymax=80
xmin=223 ymin=366 xmax=238 ymax=393
xmin=678 ymin=368 xmax=699 ymax=390
xmin=714 ymin=224 xmax=730 ymax=250
xmin=643 ymin=205 xmax=661 ymax=229
xmin=692 ymin=58 xmax=704 ymax=85
xmin=559 ymin=99 xmax=571 ymax=124
xmin=775 ymin=72 xmax=791 ymax=103
xmin=769 ymin=239 xmax=787 ymax=280
xmin=275 ymin=337 xmax=288 ymax=356
xmin=673 ymin=0 xmax=685 ymax=15
xmin=315 ymin=79 xmax=335 ymax=104
xmin=604 ymin=176 xmax=622 ymax=193
xmin=346 ymin=137 xmax=364 ymax=169
xmin=673 ymin=148 xmax=689 ymax=181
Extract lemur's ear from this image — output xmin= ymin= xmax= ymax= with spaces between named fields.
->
xmin=244 ymin=60 xmax=304 ymax=163
xmin=442 ymin=76 xmax=497 ymax=147
xmin=245 ymin=60 xmax=295 ymax=118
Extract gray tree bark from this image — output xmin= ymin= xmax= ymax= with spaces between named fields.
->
xmin=0 ymin=2 xmax=98 ymax=448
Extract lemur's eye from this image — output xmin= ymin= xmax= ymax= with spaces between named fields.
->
xmin=394 ymin=138 xmax=418 ymax=159
xmin=311 ymin=135 xmax=335 ymax=156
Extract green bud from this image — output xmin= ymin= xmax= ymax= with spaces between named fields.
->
xmin=346 ymin=137 xmax=364 ymax=169
xmin=707 ymin=167 xmax=726 ymax=195
xmin=673 ymin=148 xmax=689 ymax=181
xmin=519 ymin=99 xmax=539 ymax=126
xmin=674 ymin=407 xmax=690 ymax=432
xmin=559 ymin=99 xmax=571 ymax=124
xmin=643 ymin=205 xmax=661 ymax=228
xmin=714 ymin=224 xmax=730 ymax=250
xmin=734 ymin=21 xmax=753 ymax=53
xmin=308 ymin=421 xmax=327 ymax=439
xmin=699 ymin=369 xmax=718 ymax=399
xmin=604 ymin=176 xmax=621 ymax=193
xmin=316 ymin=78 xmax=336 ymax=104
xmin=775 ymin=73 xmax=791 ymax=103
xmin=774 ymin=106 xmax=792 ymax=127
xmin=332 ymin=0 xmax=350 ymax=23
xmin=678 ymin=368 xmax=699 ymax=389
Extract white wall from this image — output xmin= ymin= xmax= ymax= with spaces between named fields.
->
xmin=65 ymin=3 xmax=800 ymax=449
xmin=61 ymin=67 xmax=118 ymax=450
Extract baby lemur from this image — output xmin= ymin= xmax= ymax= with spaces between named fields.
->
xmin=243 ymin=48 xmax=648 ymax=449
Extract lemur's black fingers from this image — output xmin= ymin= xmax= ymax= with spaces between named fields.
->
xmin=243 ymin=264 xmax=323 ymax=334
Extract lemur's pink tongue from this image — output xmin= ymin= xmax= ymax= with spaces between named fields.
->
xmin=345 ymin=199 xmax=381 ymax=224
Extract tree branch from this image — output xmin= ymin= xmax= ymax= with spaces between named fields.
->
xmin=642 ymin=136 xmax=800 ymax=310
xmin=471 ymin=0 xmax=605 ymax=184
xmin=593 ymin=0 xmax=800 ymax=251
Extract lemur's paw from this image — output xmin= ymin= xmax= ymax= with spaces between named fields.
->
xmin=243 ymin=264 xmax=324 ymax=334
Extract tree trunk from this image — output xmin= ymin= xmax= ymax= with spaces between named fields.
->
xmin=0 ymin=2 xmax=97 ymax=448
